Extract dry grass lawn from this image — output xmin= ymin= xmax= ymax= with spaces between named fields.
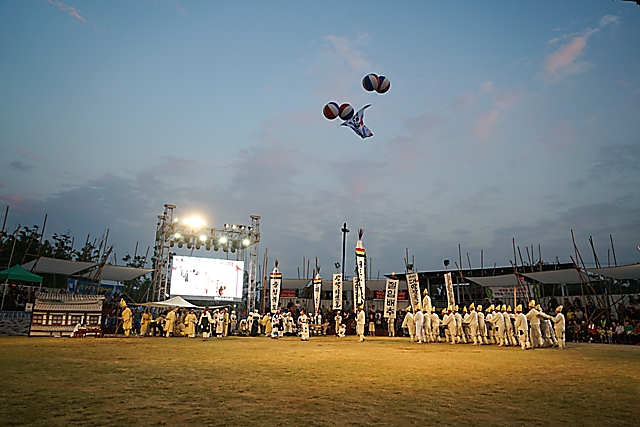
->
xmin=1 ymin=336 xmax=638 ymax=426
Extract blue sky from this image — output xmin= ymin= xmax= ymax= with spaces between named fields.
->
xmin=1 ymin=1 xmax=639 ymax=277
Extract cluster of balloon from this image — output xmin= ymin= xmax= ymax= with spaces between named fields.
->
xmin=362 ymin=73 xmax=390 ymax=94
xmin=323 ymin=102 xmax=354 ymax=121
xmin=322 ymin=73 xmax=390 ymax=139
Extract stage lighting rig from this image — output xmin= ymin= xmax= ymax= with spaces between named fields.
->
xmin=151 ymin=204 xmax=261 ymax=306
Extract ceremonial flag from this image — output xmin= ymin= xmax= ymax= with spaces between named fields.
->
xmin=406 ymin=272 xmax=422 ymax=312
xmin=313 ymin=271 xmax=322 ymax=316
xmin=269 ymin=261 xmax=282 ymax=313
xmin=444 ymin=272 xmax=455 ymax=309
xmin=354 ymin=229 xmax=366 ymax=308
xmin=384 ymin=278 xmax=399 ymax=318
xmin=332 ymin=273 xmax=343 ymax=310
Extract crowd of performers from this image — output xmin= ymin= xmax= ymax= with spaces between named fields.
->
xmin=115 ymin=294 xmax=565 ymax=350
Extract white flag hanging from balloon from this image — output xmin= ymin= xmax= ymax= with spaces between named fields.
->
xmin=332 ymin=273 xmax=343 ymax=310
xmin=269 ymin=261 xmax=282 ymax=314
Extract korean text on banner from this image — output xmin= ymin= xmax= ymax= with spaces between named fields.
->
xmin=332 ymin=273 xmax=343 ymax=310
xmin=406 ymin=272 xmax=422 ymax=312
xmin=444 ymin=272 xmax=455 ymax=309
xmin=269 ymin=272 xmax=282 ymax=313
xmin=384 ymin=278 xmax=399 ymax=318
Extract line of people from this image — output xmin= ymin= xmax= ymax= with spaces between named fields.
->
xmin=400 ymin=299 xmax=565 ymax=350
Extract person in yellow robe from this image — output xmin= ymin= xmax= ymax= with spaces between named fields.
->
xmin=261 ymin=312 xmax=272 ymax=336
xmin=140 ymin=308 xmax=153 ymax=337
xmin=165 ymin=307 xmax=177 ymax=337
xmin=121 ymin=301 xmax=133 ymax=337
xmin=185 ymin=310 xmax=197 ymax=338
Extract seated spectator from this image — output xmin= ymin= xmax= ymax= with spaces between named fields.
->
xmin=624 ymin=321 xmax=634 ymax=345
xmin=614 ymin=322 xmax=624 ymax=344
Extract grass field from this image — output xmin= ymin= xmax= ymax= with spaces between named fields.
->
xmin=1 ymin=336 xmax=638 ymax=426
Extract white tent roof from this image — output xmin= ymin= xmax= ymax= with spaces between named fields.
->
xmin=22 ymin=257 xmax=151 ymax=281
xmin=586 ymin=264 xmax=640 ymax=280
xmin=23 ymin=257 xmax=96 ymax=276
xmin=520 ymin=268 xmax=584 ymax=284
xmin=85 ymin=265 xmax=153 ymax=281
xmin=143 ymin=296 xmax=197 ymax=308
xmin=466 ymin=274 xmax=520 ymax=287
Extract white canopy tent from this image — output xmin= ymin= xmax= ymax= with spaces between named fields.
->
xmin=141 ymin=296 xmax=198 ymax=308
xmin=22 ymin=257 xmax=152 ymax=281
xmin=586 ymin=264 xmax=640 ymax=280
xmin=520 ymin=268 xmax=584 ymax=284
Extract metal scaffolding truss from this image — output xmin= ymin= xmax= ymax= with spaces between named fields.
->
xmin=151 ymin=204 xmax=260 ymax=303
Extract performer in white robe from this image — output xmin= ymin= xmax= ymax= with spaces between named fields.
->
xmin=489 ymin=304 xmax=506 ymax=346
xmin=430 ymin=309 xmax=441 ymax=342
xmin=504 ymin=306 xmax=517 ymax=346
xmin=536 ymin=305 xmax=554 ymax=347
xmin=422 ymin=290 xmax=433 ymax=342
xmin=514 ymin=304 xmax=530 ymax=350
xmin=414 ymin=308 xmax=425 ymax=344
xmin=526 ymin=300 xmax=544 ymax=348
xmin=443 ymin=306 xmax=457 ymax=345
xmin=552 ymin=305 xmax=566 ymax=349
xmin=485 ymin=305 xmax=495 ymax=344
xmin=388 ymin=316 xmax=395 ymax=337
xmin=271 ymin=312 xmax=281 ymax=339
xmin=299 ymin=309 xmax=310 ymax=341
xmin=356 ymin=306 xmax=366 ymax=342
xmin=230 ymin=311 xmax=238 ymax=335
xmin=463 ymin=303 xmax=479 ymax=345
xmin=401 ymin=308 xmax=416 ymax=342
xmin=453 ymin=306 xmax=466 ymax=344
xmin=477 ymin=305 xmax=488 ymax=344
xmin=216 ymin=310 xmax=225 ymax=337
xmin=337 ymin=324 xmax=346 ymax=337
xmin=335 ymin=312 xmax=343 ymax=336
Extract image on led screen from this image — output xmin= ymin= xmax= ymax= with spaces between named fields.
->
xmin=170 ymin=256 xmax=244 ymax=300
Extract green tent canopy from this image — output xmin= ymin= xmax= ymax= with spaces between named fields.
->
xmin=0 ymin=264 xmax=43 ymax=283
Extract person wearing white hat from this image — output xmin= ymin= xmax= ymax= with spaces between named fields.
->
xmin=485 ymin=305 xmax=495 ymax=344
xmin=526 ymin=300 xmax=544 ymax=348
xmin=476 ymin=305 xmax=488 ymax=344
xmin=488 ymin=304 xmax=506 ymax=346
xmin=453 ymin=305 xmax=466 ymax=344
xmin=230 ymin=310 xmax=237 ymax=335
xmin=536 ymin=305 xmax=554 ymax=347
xmin=401 ymin=307 xmax=416 ymax=342
xmin=514 ymin=304 xmax=530 ymax=350
xmin=443 ymin=306 xmax=457 ymax=344
xmin=552 ymin=305 xmax=566 ymax=349
xmin=463 ymin=303 xmax=479 ymax=345
xmin=430 ymin=308 xmax=441 ymax=342
xmin=414 ymin=305 xmax=425 ymax=344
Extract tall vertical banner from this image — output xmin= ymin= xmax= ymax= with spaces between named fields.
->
xmin=313 ymin=273 xmax=322 ymax=315
xmin=406 ymin=272 xmax=422 ymax=312
xmin=444 ymin=272 xmax=455 ymax=309
xmin=384 ymin=278 xmax=399 ymax=318
xmin=332 ymin=273 xmax=343 ymax=310
xmin=354 ymin=229 xmax=366 ymax=309
xmin=269 ymin=262 xmax=282 ymax=313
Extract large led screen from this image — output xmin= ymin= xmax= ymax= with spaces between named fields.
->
xmin=170 ymin=256 xmax=244 ymax=301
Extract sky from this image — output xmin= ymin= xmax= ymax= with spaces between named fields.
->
xmin=1 ymin=0 xmax=639 ymax=278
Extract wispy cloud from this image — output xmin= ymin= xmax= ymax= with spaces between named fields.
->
xmin=324 ymin=34 xmax=372 ymax=72
xmin=473 ymin=109 xmax=499 ymax=141
xmin=539 ymin=14 xmax=619 ymax=84
xmin=17 ymin=148 xmax=48 ymax=161
xmin=47 ymin=0 xmax=88 ymax=23
xmin=9 ymin=161 xmax=35 ymax=171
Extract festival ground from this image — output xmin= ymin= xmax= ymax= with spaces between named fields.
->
xmin=1 ymin=337 xmax=638 ymax=426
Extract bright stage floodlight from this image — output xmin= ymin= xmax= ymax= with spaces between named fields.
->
xmin=199 ymin=234 xmax=207 ymax=242
xmin=174 ymin=232 xmax=182 ymax=240
xmin=243 ymin=238 xmax=250 ymax=246
xmin=232 ymin=224 xmax=237 ymax=230
xmin=219 ymin=236 xmax=228 ymax=244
